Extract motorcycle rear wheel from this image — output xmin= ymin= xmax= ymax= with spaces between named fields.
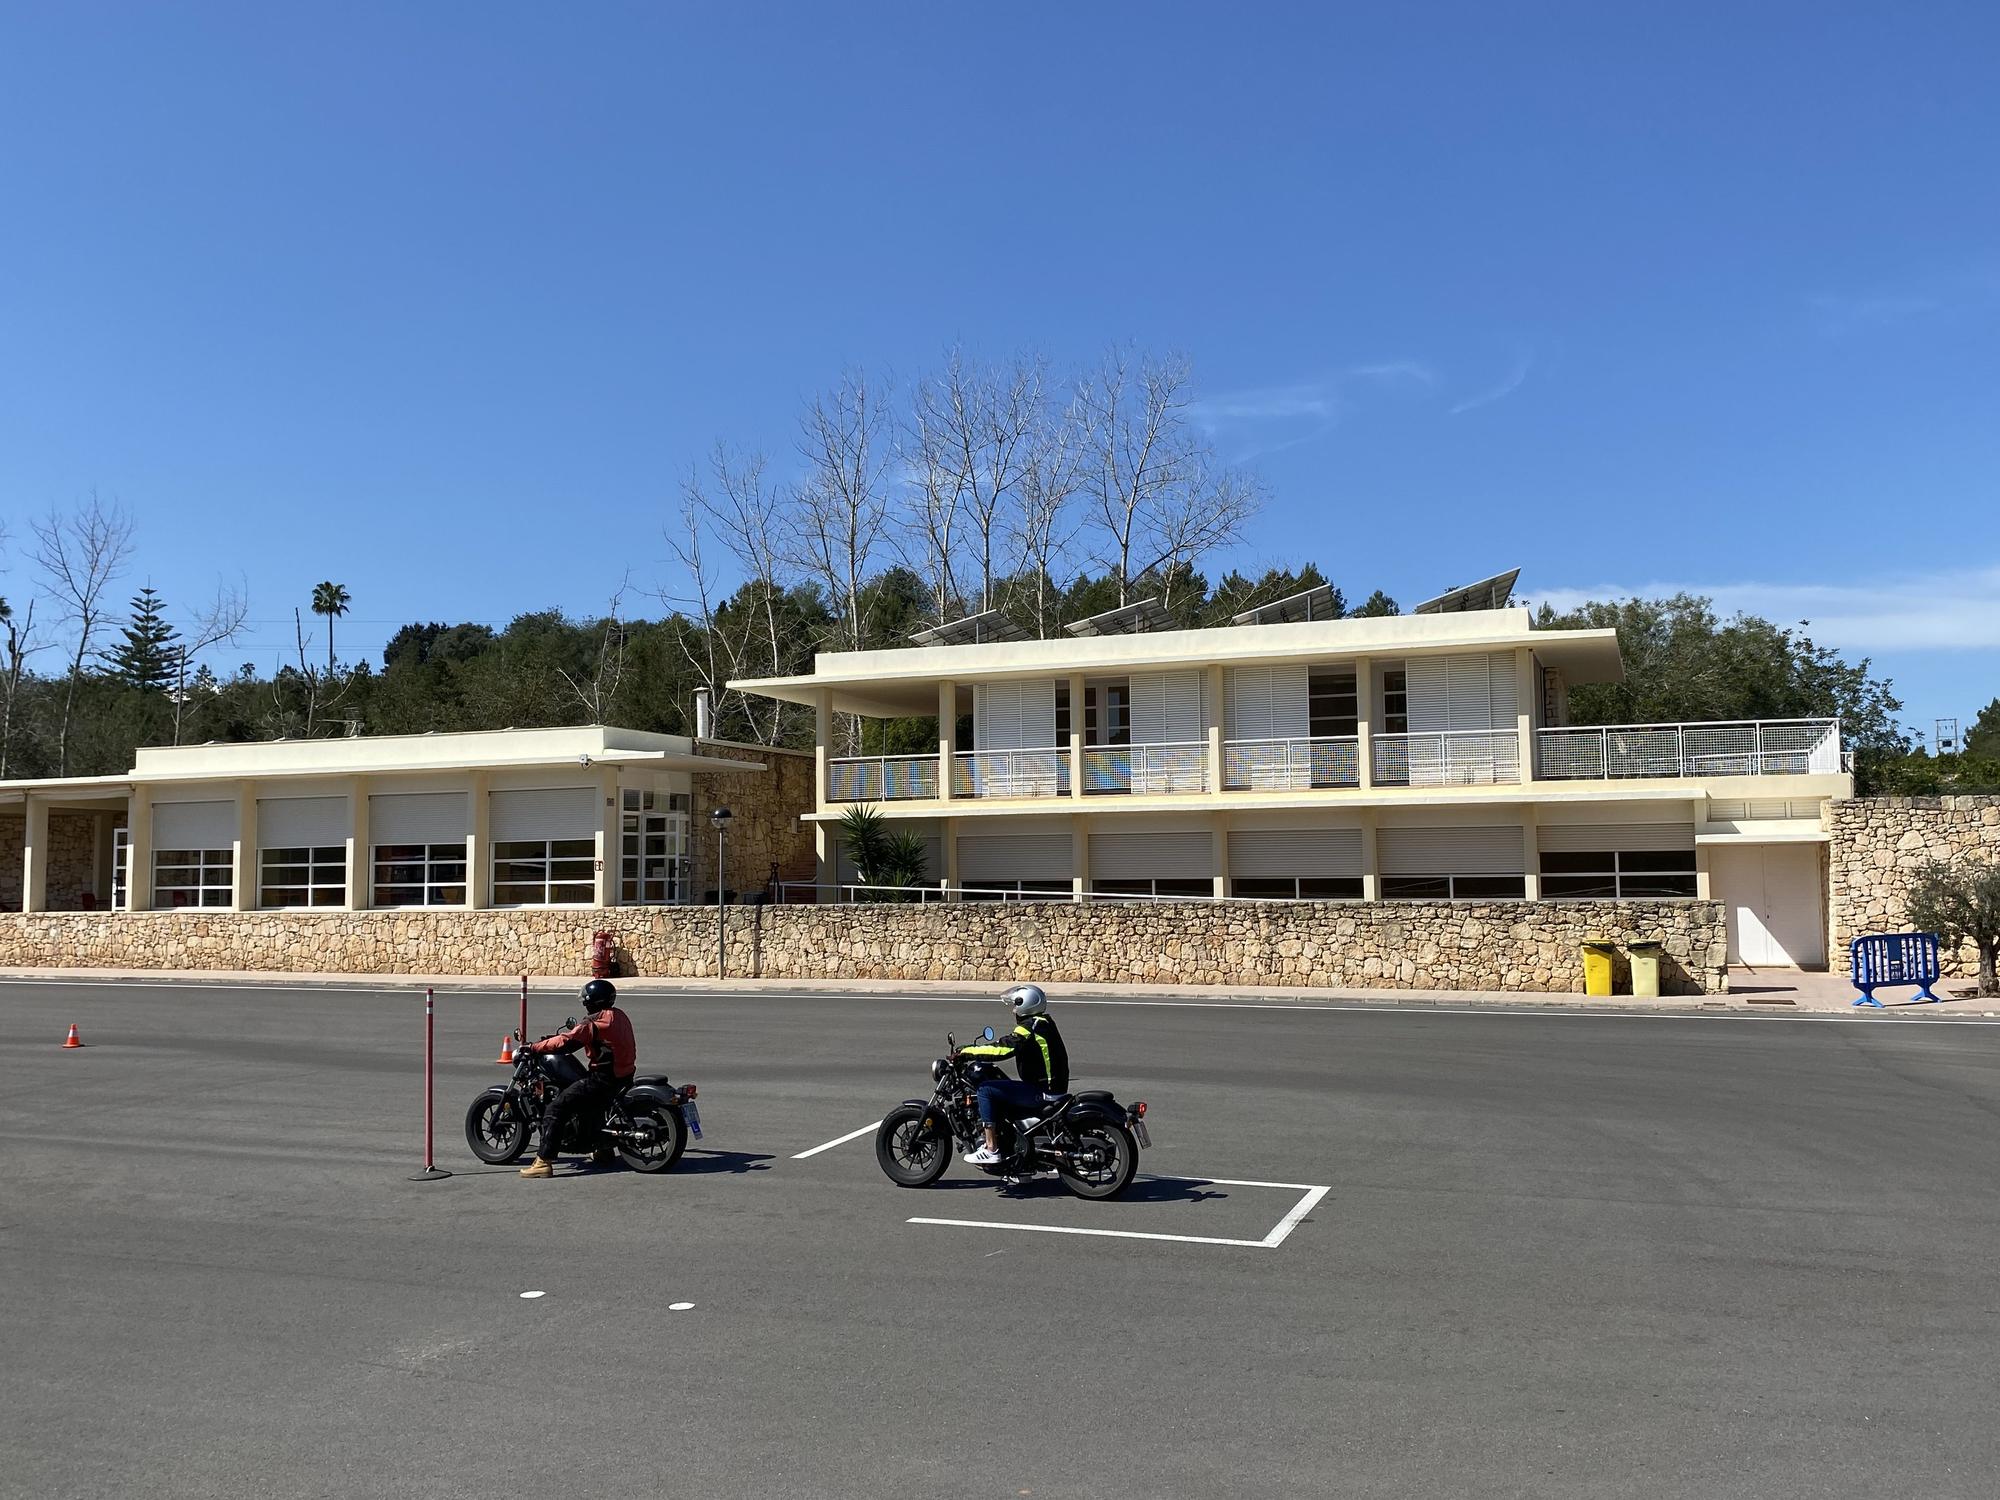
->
xmin=617 ymin=1101 xmax=687 ymax=1174
xmin=465 ymin=1092 xmax=530 ymax=1164
xmin=876 ymin=1104 xmax=951 ymax=1187
xmin=1057 ymin=1121 xmax=1138 ymax=1200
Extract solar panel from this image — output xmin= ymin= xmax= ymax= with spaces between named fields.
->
xmin=1062 ymin=596 xmax=1175 ymax=637
xmin=908 ymin=609 xmax=1033 ymax=646
xmin=1411 ymin=567 xmax=1521 ymax=615
xmin=1230 ymin=583 xmax=1342 ymax=626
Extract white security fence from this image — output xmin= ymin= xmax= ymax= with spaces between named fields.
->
xmin=827 ymin=754 xmax=940 ymax=802
xmin=953 ymin=748 xmax=1070 ymax=799
xmin=1082 ymin=741 xmax=1210 ymax=795
xmin=1536 ymin=719 xmax=1841 ymax=780
xmin=1223 ymin=736 xmax=1360 ymax=790
xmin=1371 ymin=731 xmax=1522 ymax=787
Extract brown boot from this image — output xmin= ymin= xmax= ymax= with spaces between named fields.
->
xmin=519 ymin=1157 xmax=555 ymax=1178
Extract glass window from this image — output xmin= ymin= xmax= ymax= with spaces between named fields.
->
xmin=1088 ymin=877 xmax=1211 ymax=901
xmin=154 ymin=848 xmax=232 ymax=908
xmin=260 ymin=845 xmax=347 ymax=908
xmin=1381 ymin=873 xmax=1526 ymax=900
xmin=1308 ymin=669 xmax=1359 ymax=738
xmin=492 ymin=838 xmax=596 ymax=906
xmin=1382 ymin=669 xmax=1409 ymax=735
xmin=1231 ymin=876 xmax=1364 ymax=901
xmin=373 ymin=842 xmax=469 ymax=907
xmin=1381 ymin=874 xmax=1451 ymax=900
xmin=1539 ymin=849 xmax=1696 ymax=900
xmin=960 ymin=878 xmax=1070 ymax=903
xmin=1055 ymin=683 xmax=1071 ymax=746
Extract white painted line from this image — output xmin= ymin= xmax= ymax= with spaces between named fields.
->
xmin=519 ymin=1290 xmax=545 ymax=1299
xmin=668 ymin=1301 xmax=695 ymax=1311
xmin=1260 ymin=1185 xmax=1331 ymax=1249
xmin=791 ymin=1121 xmax=883 ymax=1159
xmin=908 ymin=1176 xmax=1332 ymax=1251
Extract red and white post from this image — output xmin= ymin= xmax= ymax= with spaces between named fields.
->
xmin=409 ymin=986 xmax=451 ymax=1182
xmin=519 ymin=974 xmax=529 ymax=1043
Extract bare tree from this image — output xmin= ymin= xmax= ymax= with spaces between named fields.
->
xmin=171 ymin=578 xmax=250 ymax=745
xmin=791 ymin=369 xmax=890 ymax=654
xmin=558 ymin=584 xmax=632 ymax=724
xmin=1006 ymin=389 xmax=1088 ymax=636
xmin=0 ymin=596 xmax=44 ymax=779
xmin=1077 ymin=349 xmax=1262 ymax=608
xmin=32 ymin=493 xmax=136 ymax=774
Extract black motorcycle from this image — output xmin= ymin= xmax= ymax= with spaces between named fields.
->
xmin=875 ymin=1028 xmax=1151 ymax=1199
xmin=464 ymin=1021 xmax=701 ymax=1173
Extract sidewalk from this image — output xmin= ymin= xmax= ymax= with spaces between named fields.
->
xmin=3 ymin=965 xmax=1994 ymax=1016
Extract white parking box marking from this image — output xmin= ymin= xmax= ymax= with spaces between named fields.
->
xmin=791 ymin=1121 xmax=882 ymax=1159
xmin=907 ymin=1176 xmax=1330 ymax=1250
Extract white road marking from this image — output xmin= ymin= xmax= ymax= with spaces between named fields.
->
xmin=668 ymin=1302 xmax=695 ymax=1311
xmin=791 ymin=1121 xmax=883 ymax=1159
xmin=908 ymin=1176 xmax=1331 ymax=1250
xmin=519 ymin=1290 xmax=545 ymax=1299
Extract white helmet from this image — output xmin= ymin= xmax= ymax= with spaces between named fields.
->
xmin=1003 ymin=983 xmax=1047 ymax=1019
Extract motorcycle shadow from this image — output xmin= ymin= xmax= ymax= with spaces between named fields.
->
xmin=941 ymin=1174 xmax=1230 ymax=1206
xmin=670 ymin=1149 xmax=776 ymax=1175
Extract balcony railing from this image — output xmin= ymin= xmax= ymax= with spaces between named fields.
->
xmin=827 ymin=754 xmax=940 ymax=802
xmin=1083 ymin=740 xmax=1210 ymax=795
xmin=1223 ymin=736 xmax=1360 ymax=791
xmin=952 ymin=747 xmax=1070 ymax=800
xmin=1372 ymin=731 xmax=1522 ymax=787
xmin=1536 ymin=719 xmax=1842 ymax=780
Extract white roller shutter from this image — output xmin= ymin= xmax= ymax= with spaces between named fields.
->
xmin=490 ymin=787 xmax=598 ymax=842
xmin=958 ymin=833 xmax=1073 ymax=882
xmin=1539 ymin=822 xmax=1696 ymax=853
xmin=1379 ymin=825 xmax=1524 ymax=875
xmin=370 ymin=792 xmax=468 ymax=845
xmin=1406 ymin=657 xmax=1452 ymax=733
xmin=1129 ymin=670 xmax=1206 ymax=745
xmin=257 ymin=796 xmax=348 ymax=848
xmin=973 ymin=680 xmax=1056 ymax=752
xmin=154 ymin=800 xmax=235 ymax=849
xmin=1408 ymin=653 xmax=1516 ymax=732
xmin=1090 ymin=830 xmax=1212 ymax=880
xmin=1227 ymin=666 xmax=1309 ymax=742
xmin=1230 ymin=828 xmax=1363 ymax=879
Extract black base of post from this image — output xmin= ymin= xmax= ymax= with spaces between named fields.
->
xmin=407 ymin=1167 xmax=453 ymax=1182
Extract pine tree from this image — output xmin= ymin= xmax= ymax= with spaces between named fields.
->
xmin=104 ymin=586 xmax=180 ymax=693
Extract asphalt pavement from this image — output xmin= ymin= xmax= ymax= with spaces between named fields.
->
xmin=3 ymin=978 xmax=1997 ymax=1499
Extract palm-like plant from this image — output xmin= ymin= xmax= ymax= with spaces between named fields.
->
xmin=836 ymin=805 xmax=931 ymax=900
xmin=311 ymin=582 xmax=351 ymax=672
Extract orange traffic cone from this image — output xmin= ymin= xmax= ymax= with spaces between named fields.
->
xmin=63 ymin=1023 xmax=84 ymax=1049
xmin=496 ymin=1033 xmax=516 ymax=1065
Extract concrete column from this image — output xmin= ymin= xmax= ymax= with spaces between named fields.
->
xmin=128 ymin=786 xmax=153 ymax=911
xmin=593 ymin=767 xmax=619 ymax=908
xmin=1353 ymin=656 xmax=1374 ymax=791
xmin=1515 ymin=648 xmax=1537 ymax=784
xmin=22 ymin=793 xmax=48 ymax=914
xmin=1359 ymin=811 xmax=1380 ymax=901
xmin=1068 ymin=673 xmax=1086 ymax=799
xmin=467 ymin=771 xmax=491 ymax=909
xmin=937 ymin=680 xmax=955 ymax=802
xmin=1520 ymin=806 xmax=1540 ymax=902
xmin=813 ymin=821 xmax=834 ymax=901
xmin=1694 ymin=800 xmax=1713 ymax=899
xmin=813 ymin=689 xmax=832 ymax=812
xmin=344 ymin=776 xmax=370 ymax=911
xmin=231 ymin=783 xmax=256 ymax=912
xmin=1071 ymin=816 xmax=1089 ymax=902
xmin=1207 ymin=663 xmax=1225 ymax=794
xmin=1211 ymin=817 xmax=1229 ymax=900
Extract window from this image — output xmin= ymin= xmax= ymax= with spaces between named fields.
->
xmin=1088 ymin=683 xmax=1131 ymax=745
xmin=260 ymin=846 xmax=346 ymax=908
xmin=1541 ymin=849 xmax=1697 ymax=900
xmin=373 ymin=843 xmax=468 ymax=907
xmin=154 ymin=849 xmax=232 ymax=908
xmin=1308 ymin=669 xmax=1358 ymax=738
xmin=1090 ymin=878 xmax=1213 ymax=901
xmin=1231 ymin=876 xmax=1363 ymax=901
xmin=1381 ymin=873 xmax=1526 ymax=900
xmin=961 ymin=878 xmax=1071 ymax=902
xmin=493 ymin=838 xmax=595 ymax=906
xmin=1381 ymin=669 xmax=1409 ymax=735
xmin=1055 ymin=684 xmax=1070 ymax=746
xmin=112 ymin=826 xmax=130 ymax=911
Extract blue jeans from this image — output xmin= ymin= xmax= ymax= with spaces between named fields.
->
xmin=976 ymin=1077 xmax=1050 ymax=1128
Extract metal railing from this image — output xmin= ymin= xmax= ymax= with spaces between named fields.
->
xmin=826 ymin=754 xmax=940 ymax=802
xmin=1371 ymin=730 xmax=1522 ymax=786
xmin=1535 ymin=719 xmax=1842 ymax=780
xmin=1082 ymin=740 xmax=1210 ymax=795
xmin=951 ymin=747 xmax=1071 ymax=800
xmin=774 ymin=880 xmax=1348 ymax=906
xmin=1223 ymin=736 xmax=1360 ymax=791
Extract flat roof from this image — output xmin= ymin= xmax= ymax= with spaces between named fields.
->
xmin=731 ymin=608 xmax=1623 ymax=716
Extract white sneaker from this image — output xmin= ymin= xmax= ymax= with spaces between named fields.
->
xmin=964 ymin=1146 xmax=1001 ymax=1166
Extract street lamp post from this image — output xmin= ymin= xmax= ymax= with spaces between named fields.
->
xmin=709 ymin=806 xmax=733 ymax=980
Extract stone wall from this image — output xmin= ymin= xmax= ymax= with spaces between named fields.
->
xmin=0 ymin=896 xmax=1726 ymax=993
xmin=1830 ymin=796 xmax=2000 ymax=975
xmin=689 ymin=740 xmax=816 ymax=900
xmin=0 ymin=812 xmax=109 ymax=912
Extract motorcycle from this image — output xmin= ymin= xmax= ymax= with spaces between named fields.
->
xmin=464 ymin=1019 xmax=701 ymax=1173
xmin=874 ymin=1027 xmax=1151 ymax=1199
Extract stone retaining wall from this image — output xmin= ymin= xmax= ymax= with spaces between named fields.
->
xmin=0 ymin=897 xmax=1726 ymax=993
xmin=1830 ymin=795 xmax=2000 ymax=975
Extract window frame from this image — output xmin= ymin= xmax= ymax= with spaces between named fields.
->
xmin=1230 ymin=875 xmax=1365 ymax=901
xmin=1308 ymin=668 xmax=1359 ymax=739
xmin=153 ymin=848 xmax=233 ymax=908
xmin=372 ymin=841 xmax=470 ymax=908
xmin=491 ymin=837 xmax=597 ymax=908
xmin=1539 ymin=848 xmax=1698 ymax=901
xmin=258 ymin=844 xmax=348 ymax=910
xmin=1381 ymin=668 xmax=1409 ymax=736
xmin=1380 ymin=873 xmax=1527 ymax=901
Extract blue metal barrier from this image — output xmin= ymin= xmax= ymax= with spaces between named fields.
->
xmin=1850 ymin=932 xmax=1942 ymax=1007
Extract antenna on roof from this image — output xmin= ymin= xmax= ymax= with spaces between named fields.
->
xmin=1411 ymin=568 xmax=1522 ymax=615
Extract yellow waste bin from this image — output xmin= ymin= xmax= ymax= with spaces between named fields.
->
xmin=1628 ymin=940 xmax=1663 ymax=999
xmin=1580 ymin=940 xmax=1618 ymax=997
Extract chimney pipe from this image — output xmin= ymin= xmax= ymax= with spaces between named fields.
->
xmin=694 ymin=688 xmax=712 ymax=742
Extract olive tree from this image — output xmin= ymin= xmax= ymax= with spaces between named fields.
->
xmin=1903 ymin=857 xmax=2000 ymax=996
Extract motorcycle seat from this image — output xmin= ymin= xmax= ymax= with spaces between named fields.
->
xmin=1072 ymin=1089 xmax=1116 ymax=1106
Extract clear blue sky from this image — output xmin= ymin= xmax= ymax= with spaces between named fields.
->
xmin=2 ymin=2 xmax=1995 ymax=739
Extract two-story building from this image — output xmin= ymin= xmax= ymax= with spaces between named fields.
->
xmin=732 ymin=578 xmax=1850 ymax=970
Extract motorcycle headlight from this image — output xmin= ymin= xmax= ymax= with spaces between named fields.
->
xmin=931 ymin=1058 xmax=947 ymax=1085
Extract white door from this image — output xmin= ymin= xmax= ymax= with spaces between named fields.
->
xmin=1711 ymin=844 xmax=1825 ymax=969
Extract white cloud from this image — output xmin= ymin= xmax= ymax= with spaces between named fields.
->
xmin=1533 ymin=564 xmax=2000 ymax=652
xmin=1448 ymin=350 xmax=1534 ymax=415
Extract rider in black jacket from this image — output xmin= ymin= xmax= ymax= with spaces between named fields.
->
xmin=954 ymin=983 xmax=1068 ymax=1166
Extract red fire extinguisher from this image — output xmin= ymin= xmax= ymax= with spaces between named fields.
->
xmin=590 ymin=929 xmax=616 ymax=979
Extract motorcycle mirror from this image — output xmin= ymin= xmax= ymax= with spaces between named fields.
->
xmin=982 ymin=1026 xmax=995 ymax=1042
xmin=565 ymin=1015 xmax=577 ymax=1027
xmin=947 ymin=1032 xmax=956 ymax=1050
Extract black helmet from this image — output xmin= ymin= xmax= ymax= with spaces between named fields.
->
xmin=580 ymin=979 xmax=618 ymax=1012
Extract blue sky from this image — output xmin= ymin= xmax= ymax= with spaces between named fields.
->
xmin=2 ymin=2 xmax=1995 ymax=739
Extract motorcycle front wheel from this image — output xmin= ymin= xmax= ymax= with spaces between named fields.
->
xmin=1057 ymin=1121 xmax=1138 ymax=1200
xmin=875 ymin=1104 xmax=951 ymax=1187
xmin=617 ymin=1101 xmax=688 ymax=1174
xmin=465 ymin=1090 xmax=530 ymax=1164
